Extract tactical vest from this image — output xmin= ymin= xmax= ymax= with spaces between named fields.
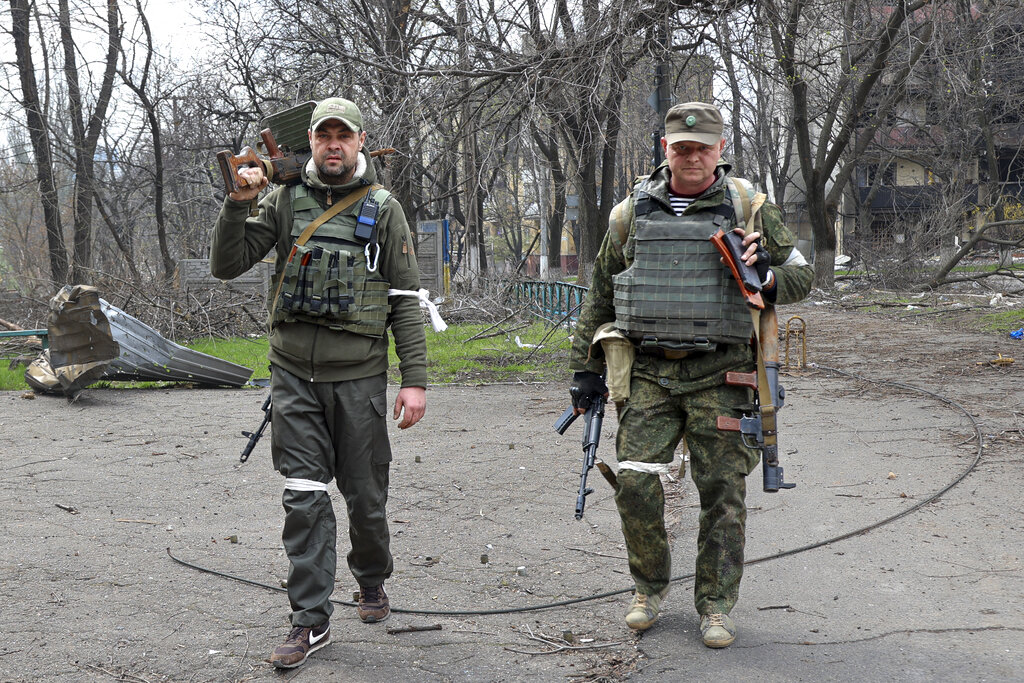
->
xmin=272 ymin=184 xmax=393 ymax=338
xmin=612 ymin=179 xmax=754 ymax=350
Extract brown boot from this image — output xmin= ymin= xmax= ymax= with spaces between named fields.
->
xmin=357 ymin=584 xmax=390 ymax=623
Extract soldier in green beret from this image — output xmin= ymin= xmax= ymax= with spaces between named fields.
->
xmin=211 ymin=97 xmax=428 ymax=668
xmin=568 ymin=101 xmax=813 ymax=648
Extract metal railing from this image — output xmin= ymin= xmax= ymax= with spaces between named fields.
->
xmin=512 ymin=280 xmax=589 ymax=326
xmin=0 ymin=329 xmax=49 ymax=349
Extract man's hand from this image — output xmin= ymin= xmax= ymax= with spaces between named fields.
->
xmin=570 ymin=371 xmax=608 ymax=416
xmin=735 ymin=227 xmax=772 ymax=287
xmin=228 ymin=166 xmax=269 ymax=202
xmin=394 ymin=386 xmax=426 ymax=429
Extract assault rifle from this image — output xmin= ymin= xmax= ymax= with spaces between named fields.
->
xmin=240 ymin=393 xmax=271 ymax=463
xmin=554 ymin=394 xmax=610 ymax=520
xmin=711 ymin=228 xmax=795 ymax=492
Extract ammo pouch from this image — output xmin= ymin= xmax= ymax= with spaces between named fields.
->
xmin=268 ymin=183 xmax=393 ymax=338
xmin=591 ymin=323 xmax=634 ymax=404
xmin=279 ymin=245 xmax=355 ymax=318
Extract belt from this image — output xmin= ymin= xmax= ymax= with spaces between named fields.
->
xmin=633 ymin=336 xmax=715 ymax=359
xmin=637 ymin=346 xmax=690 ymax=360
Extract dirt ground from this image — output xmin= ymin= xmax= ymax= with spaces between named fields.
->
xmin=1 ymin=293 xmax=1022 ymax=682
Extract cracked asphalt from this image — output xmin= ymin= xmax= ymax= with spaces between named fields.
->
xmin=1 ymin=301 xmax=1021 ymax=681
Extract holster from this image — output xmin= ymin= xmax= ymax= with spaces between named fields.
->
xmin=590 ymin=323 xmax=634 ymax=404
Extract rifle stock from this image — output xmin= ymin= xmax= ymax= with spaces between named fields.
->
xmin=717 ymin=306 xmax=795 ymax=492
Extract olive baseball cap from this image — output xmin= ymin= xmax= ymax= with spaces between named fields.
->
xmin=309 ymin=97 xmax=363 ymax=134
xmin=664 ymin=102 xmax=723 ymax=146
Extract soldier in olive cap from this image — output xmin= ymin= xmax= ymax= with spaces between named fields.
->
xmin=211 ymin=97 xmax=428 ymax=668
xmin=568 ymin=101 xmax=813 ymax=648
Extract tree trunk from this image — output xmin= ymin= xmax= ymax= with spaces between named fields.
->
xmin=532 ymin=125 xmax=567 ymax=275
xmin=719 ymin=20 xmax=746 ymax=178
xmin=59 ymin=0 xmax=121 ymax=285
xmin=806 ymin=182 xmax=837 ymax=289
xmin=576 ymin=146 xmax=601 ymax=281
xmin=9 ymin=0 xmax=68 ymax=287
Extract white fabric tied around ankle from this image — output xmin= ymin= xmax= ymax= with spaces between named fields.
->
xmin=284 ymin=477 xmax=329 ymax=492
xmin=388 ymin=288 xmax=448 ymax=332
xmin=618 ymin=461 xmax=674 ymax=475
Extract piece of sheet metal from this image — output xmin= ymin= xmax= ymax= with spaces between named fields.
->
xmin=25 ymin=285 xmax=254 ymax=394
xmin=43 ymin=285 xmax=121 ymax=395
xmin=99 ymin=299 xmax=253 ymax=387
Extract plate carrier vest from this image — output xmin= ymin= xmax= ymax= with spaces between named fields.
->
xmin=272 ymin=183 xmax=393 ymax=338
xmin=612 ymin=176 xmax=755 ymax=350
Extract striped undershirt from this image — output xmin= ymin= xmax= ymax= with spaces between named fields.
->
xmin=667 ymin=190 xmax=700 ymax=216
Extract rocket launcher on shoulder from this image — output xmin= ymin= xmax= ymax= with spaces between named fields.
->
xmin=216 ymin=128 xmax=307 ymax=194
xmin=216 ymin=128 xmax=397 ymax=195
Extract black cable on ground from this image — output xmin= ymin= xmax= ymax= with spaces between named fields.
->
xmin=168 ymin=365 xmax=985 ymax=616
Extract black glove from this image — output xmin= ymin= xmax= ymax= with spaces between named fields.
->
xmin=750 ymin=241 xmax=772 ymax=286
xmin=570 ymin=371 xmax=608 ymax=411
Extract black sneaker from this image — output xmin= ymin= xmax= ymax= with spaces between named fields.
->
xmin=269 ymin=622 xmax=330 ymax=669
xmin=357 ymin=584 xmax=390 ymax=623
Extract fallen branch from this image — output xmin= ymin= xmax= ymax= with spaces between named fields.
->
xmin=505 ymin=625 xmax=622 ymax=655
xmin=116 ymin=519 xmax=160 ymax=525
xmin=386 ymin=624 xmax=442 ymax=635
xmin=465 ymin=321 xmax=531 ymax=343
xmin=462 ymin=305 xmax=530 ymax=342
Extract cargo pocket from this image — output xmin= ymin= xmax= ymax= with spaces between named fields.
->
xmin=369 ymin=391 xmax=392 ymax=464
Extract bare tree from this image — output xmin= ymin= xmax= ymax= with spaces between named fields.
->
xmin=118 ymin=0 xmax=175 ymax=280
xmin=7 ymin=0 xmax=68 ymax=287
xmin=768 ymin=0 xmax=934 ymax=288
xmin=59 ymin=0 xmax=122 ymax=284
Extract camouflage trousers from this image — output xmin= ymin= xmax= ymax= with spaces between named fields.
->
xmin=614 ymin=372 xmax=759 ymax=616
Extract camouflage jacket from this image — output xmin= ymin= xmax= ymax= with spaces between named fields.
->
xmin=569 ymin=161 xmax=814 ymax=386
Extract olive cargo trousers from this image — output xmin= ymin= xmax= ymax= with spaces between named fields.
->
xmin=270 ymin=367 xmax=394 ymax=627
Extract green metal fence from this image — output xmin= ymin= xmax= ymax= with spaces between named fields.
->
xmin=512 ymin=281 xmax=589 ymax=326
xmin=0 ymin=329 xmax=48 ymax=349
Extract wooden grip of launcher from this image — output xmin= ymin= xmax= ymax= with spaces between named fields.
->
xmin=216 ymin=128 xmax=286 ymax=194
xmin=216 ymin=147 xmax=267 ymax=194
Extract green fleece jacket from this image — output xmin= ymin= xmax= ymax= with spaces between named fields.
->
xmin=210 ymin=149 xmax=428 ymax=387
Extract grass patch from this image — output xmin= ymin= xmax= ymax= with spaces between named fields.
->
xmin=188 ymin=336 xmax=273 ymax=379
xmin=976 ymin=309 xmax=1024 ymax=335
xmin=0 ymin=320 xmax=574 ymax=391
xmin=0 ymin=362 xmax=30 ymax=391
xmin=390 ymin=320 xmax=572 ymax=384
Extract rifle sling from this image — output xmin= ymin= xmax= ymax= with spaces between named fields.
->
xmin=736 ymin=189 xmax=776 ymax=446
xmin=268 ymin=184 xmax=380 ymax=316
